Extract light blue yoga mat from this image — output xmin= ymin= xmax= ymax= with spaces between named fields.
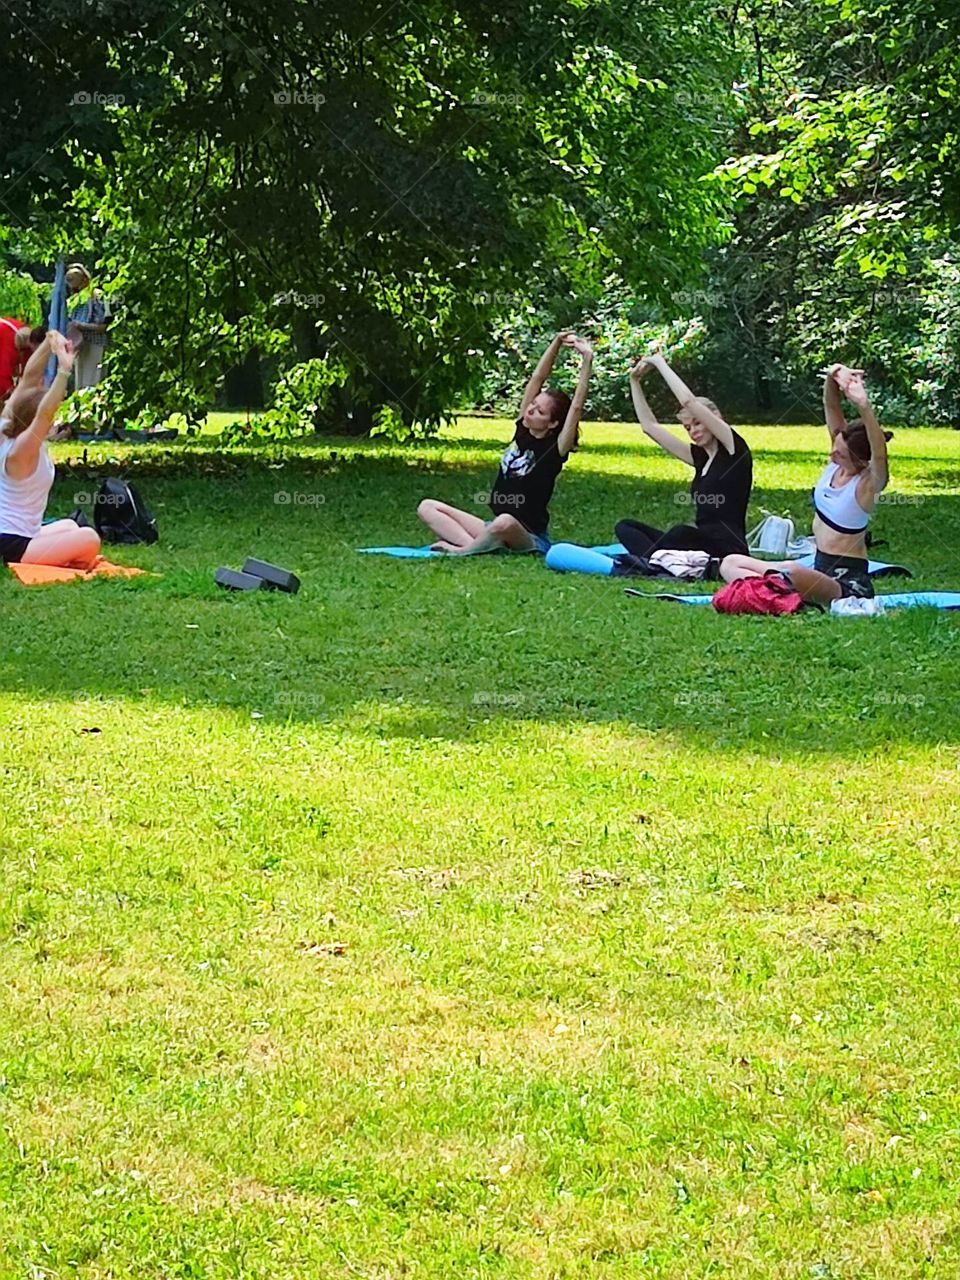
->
xmin=358 ymin=545 xmax=444 ymax=558
xmin=359 ymin=543 xmax=627 ymax=560
xmin=361 ymin=543 xmax=917 ymax=585
xmin=633 ymin=591 xmax=960 ymax=611
xmin=547 ymin=542 xmax=912 ymax=579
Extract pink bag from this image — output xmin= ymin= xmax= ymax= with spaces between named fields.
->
xmin=712 ymin=572 xmax=806 ymax=616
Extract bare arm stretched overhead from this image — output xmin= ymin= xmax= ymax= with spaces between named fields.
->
xmin=822 ymin=363 xmax=850 ymax=440
xmin=556 ymin=336 xmax=593 ymax=458
xmin=646 ymin=352 xmax=736 ymax=456
xmin=628 ymin=358 xmax=694 ymax=466
xmin=4 ymin=332 xmax=53 ymax=423
xmin=5 ymin=333 xmax=75 ymax=480
xmin=520 ymin=331 xmax=572 ymax=415
xmin=847 ymin=373 xmax=889 ymax=496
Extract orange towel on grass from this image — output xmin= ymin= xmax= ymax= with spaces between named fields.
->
xmin=8 ymin=556 xmax=148 ymax=586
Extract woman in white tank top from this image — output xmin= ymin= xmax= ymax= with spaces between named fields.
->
xmin=0 ymin=331 xmax=101 ymax=568
xmin=718 ymin=364 xmax=891 ymax=606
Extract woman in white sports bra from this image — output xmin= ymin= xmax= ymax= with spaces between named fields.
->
xmin=0 ymin=331 xmax=101 ymax=569
xmin=719 ymin=364 xmax=891 ymax=606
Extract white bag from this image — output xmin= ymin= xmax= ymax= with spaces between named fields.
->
xmin=785 ymin=534 xmax=817 ymax=559
xmin=748 ymin=512 xmax=796 ymax=559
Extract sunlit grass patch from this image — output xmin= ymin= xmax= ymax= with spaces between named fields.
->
xmin=1 ymin=422 xmax=959 ymax=1276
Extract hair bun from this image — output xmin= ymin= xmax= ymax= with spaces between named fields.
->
xmin=883 ymin=430 xmax=894 ymax=441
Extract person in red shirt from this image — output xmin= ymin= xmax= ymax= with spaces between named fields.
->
xmin=0 ymin=319 xmax=45 ymax=407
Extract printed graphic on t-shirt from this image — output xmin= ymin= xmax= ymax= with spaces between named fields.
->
xmin=500 ymin=442 xmax=537 ymax=478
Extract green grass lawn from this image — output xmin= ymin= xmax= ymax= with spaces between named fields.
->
xmin=2 ymin=418 xmax=960 ymax=1279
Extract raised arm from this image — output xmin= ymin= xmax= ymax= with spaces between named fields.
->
xmin=646 ymin=351 xmax=696 ymax=407
xmin=5 ymin=331 xmax=53 ymax=420
xmin=822 ymin=364 xmax=848 ymax=440
xmin=556 ymin=337 xmax=593 ymax=458
xmin=520 ymin=332 xmax=571 ymax=414
xmin=629 ymin=359 xmax=694 ymax=466
xmin=647 ymin=352 xmax=736 ymax=455
xmin=6 ymin=335 xmax=75 ymax=480
xmin=846 ymin=374 xmax=889 ymax=494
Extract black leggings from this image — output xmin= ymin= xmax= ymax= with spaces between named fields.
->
xmin=614 ymin=519 xmax=745 ymax=560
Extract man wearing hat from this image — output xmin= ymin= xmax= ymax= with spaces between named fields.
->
xmin=66 ymin=263 xmax=111 ymax=388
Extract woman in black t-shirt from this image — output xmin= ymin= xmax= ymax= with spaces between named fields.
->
xmin=417 ymin=333 xmax=593 ymax=554
xmin=615 ymin=353 xmax=753 ymax=561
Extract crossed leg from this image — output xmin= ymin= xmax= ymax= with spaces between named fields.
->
xmin=22 ymin=519 xmax=102 ymax=570
xmin=417 ymin=499 xmax=487 ymax=552
xmin=720 ymin=553 xmax=843 ymax=607
xmin=454 ymin=513 xmax=537 ymax=555
xmin=416 ymin=501 xmax=538 ymax=556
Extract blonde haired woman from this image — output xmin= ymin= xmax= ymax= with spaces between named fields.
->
xmin=616 ymin=351 xmax=753 ymax=561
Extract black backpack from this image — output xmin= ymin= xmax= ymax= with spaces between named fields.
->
xmin=93 ymin=477 xmax=159 ymax=544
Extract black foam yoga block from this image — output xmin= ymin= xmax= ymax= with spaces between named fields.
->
xmin=242 ymin=558 xmax=301 ymax=594
xmin=215 ymin=567 xmax=268 ymax=591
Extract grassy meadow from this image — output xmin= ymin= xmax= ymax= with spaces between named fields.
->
xmin=1 ymin=418 xmax=959 ymax=1278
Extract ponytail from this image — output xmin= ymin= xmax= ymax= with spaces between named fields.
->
xmin=842 ymin=419 xmax=893 ymax=466
xmin=542 ymin=387 xmax=576 ymax=449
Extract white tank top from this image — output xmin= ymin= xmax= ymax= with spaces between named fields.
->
xmin=0 ymin=432 xmax=55 ymax=539
xmin=812 ymin=463 xmax=870 ymax=535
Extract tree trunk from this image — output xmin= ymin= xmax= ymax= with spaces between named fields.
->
xmin=223 ymin=345 xmax=264 ymax=410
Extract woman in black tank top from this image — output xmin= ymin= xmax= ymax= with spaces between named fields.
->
xmin=614 ymin=353 xmax=752 ymax=567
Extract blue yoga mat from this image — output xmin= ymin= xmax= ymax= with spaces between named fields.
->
xmin=358 ymin=545 xmax=444 ymax=558
xmin=361 ymin=541 xmax=917 ymax=585
xmin=632 ymin=591 xmax=960 ymax=611
xmin=359 ymin=543 xmax=628 ymax=560
xmin=547 ymin=542 xmax=913 ymax=579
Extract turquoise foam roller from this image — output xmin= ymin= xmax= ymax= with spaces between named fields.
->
xmin=545 ymin=543 xmax=616 ymax=575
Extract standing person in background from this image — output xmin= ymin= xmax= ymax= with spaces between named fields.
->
xmin=0 ymin=319 xmax=46 ymax=406
xmin=65 ymin=263 xmax=111 ymax=388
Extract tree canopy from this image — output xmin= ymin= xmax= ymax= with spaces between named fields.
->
xmin=3 ymin=0 xmax=960 ymax=429
xmin=1 ymin=0 xmax=737 ymax=430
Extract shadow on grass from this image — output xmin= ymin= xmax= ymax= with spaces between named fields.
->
xmin=2 ymin=443 xmax=959 ymax=756
xmin=359 ymin=434 xmax=960 ymax=471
